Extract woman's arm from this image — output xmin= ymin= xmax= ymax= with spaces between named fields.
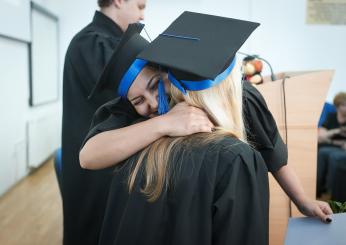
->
xmin=272 ymin=165 xmax=333 ymax=223
xmin=80 ymin=102 xmax=214 ymax=169
xmin=318 ymin=127 xmax=341 ymax=144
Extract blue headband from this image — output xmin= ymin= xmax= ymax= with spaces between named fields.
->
xmin=168 ymin=57 xmax=237 ymax=95
xmin=117 ymin=59 xmax=148 ymax=98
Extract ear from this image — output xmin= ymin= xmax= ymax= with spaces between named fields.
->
xmin=113 ymin=0 xmax=125 ymax=9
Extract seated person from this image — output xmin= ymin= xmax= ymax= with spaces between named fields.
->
xmin=317 ymin=92 xmax=346 ymax=197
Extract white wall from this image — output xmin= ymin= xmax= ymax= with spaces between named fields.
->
xmin=0 ymin=0 xmax=31 ymax=41
xmin=143 ymin=0 xmax=253 ymax=49
xmin=44 ymin=0 xmax=345 ymax=102
xmin=144 ymin=0 xmax=344 ymax=102
xmin=0 ymin=38 xmax=29 ymax=195
xmin=0 ymin=0 xmax=61 ymax=196
xmin=249 ymin=0 xmax=345 ymax=102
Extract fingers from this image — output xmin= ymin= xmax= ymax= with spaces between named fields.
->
xmin=300 ymin=200 xmax=333 ymax=224
xmin=190 ymin=124 xmax=213 ymax=134
xmin=193 ymin=115 xmax=214 ymax=128
xmin=163 ymin=102 xmax=216 ymax=136
xmin=318 ymin=201 xmax=333 ymax=215
xmin=314 ymin=206 xmax=331 ymax=223
xmin=171 ymin=104 xmax=214 ymax=127
xmin=179 ymin=117 xmax=214 ymax=136
xmin=314 ymin=202 xmax=332 ymax=223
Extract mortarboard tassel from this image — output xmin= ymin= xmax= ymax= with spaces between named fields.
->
xmin=157 ymin=79 xmax=169 ymax=115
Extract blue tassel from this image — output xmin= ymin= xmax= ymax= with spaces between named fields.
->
xmin=158 ymin=79 xmax=169 ymax=115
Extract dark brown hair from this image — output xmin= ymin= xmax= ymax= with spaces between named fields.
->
xmin=333 ymin=92 xmax=346 ymax=107
xmin=98 ymin=0 xmax=114 ymax=8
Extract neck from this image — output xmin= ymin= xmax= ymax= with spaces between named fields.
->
xmin=100 ymin=7 xmax=126 ymax=32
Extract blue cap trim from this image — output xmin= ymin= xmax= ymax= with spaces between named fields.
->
xmin=118 ymin=59 xmax=148 ymax=98
xmin=168 ymin=57 xmax=237 ymax=93
xmin=160 ymin=33 xmax=200 ymax=41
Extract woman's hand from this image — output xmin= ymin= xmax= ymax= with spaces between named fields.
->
xmin=273 ymin=165 xmax=333 ymax=223
xmin=318 ymin=127 xmax=341 ymax=144
xmin=329 ymin=128 xmax=342 ymax=138
xmin=339 ymin=126 xmax=346 ymax=137
xmin=297 ymin=198 xmax=333 ymax=223
xmin=159 ymin=102 xmax=214 ymax=137
xmin=342 ymin=141 xmax=346 ymax=150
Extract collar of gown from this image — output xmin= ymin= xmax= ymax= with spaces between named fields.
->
xmin=93 ymin=11 xmax=123 ymax=37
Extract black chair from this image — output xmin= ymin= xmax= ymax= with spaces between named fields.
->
xmin=54 ymin=148 xmax=62 ymax=193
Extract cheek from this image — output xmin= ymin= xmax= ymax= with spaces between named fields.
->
xmin=130 ymin=6 xmax=140 ymax=19
xmin=134 ymin=104 xmax=149 ymax=117
xmin=124 ymin=5 xmax=136 ymax=20
xmin=161 ymin=78 xmax=170 ymax=94
xmin=153 ymin=88 xmax=159 ymax=98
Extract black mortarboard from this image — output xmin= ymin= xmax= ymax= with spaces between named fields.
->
xmin=88 ymin=23 xmax=149 ymax=99
xmin=138 ymin=11 xmax=260 ymax=85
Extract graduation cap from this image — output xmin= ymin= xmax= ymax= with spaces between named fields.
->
xmin=88 ymin=23 xmax=150 ymax=99
xmin=138 ymin=11 xmax=260 ymax=95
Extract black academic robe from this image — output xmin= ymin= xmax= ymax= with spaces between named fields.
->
xmin=80 ymin=81 xmax=286 ymax=245
xmin=84 ymin=81 xmax=288 ymax=174
xmin=61 ymin=11 xmax=136 ymax=245
xmin=242 ymin=81 xmax=288 ymax=172
xmin=98 ymin=136 xmax=269 ymax=245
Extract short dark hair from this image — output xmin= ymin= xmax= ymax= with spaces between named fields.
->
xmin=98 ymin=0 xmax=113 ymax=8
xmin=333 ymin=92 xmax=346 ymax=107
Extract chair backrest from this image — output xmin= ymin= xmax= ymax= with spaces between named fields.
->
xmin=54 ymin=148 xmax=62 ymax=193
xmin=55 ymin=148 xmax=62 ymax=173
xmin=318 ymin=102 xmax=336 ymax=127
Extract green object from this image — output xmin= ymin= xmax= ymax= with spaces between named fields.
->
xmin=328 ymin=200 xmax=346 ymax=213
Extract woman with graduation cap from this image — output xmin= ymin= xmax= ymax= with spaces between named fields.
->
xmin=82 ymin=12 xmax=269 ymax=245
xmin=82 ymin=22 xmax=215 ymax=157
xmin=81 ymin=11 xmax=332 ymax=226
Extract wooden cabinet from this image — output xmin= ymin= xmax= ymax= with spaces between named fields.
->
xmin=256 ymin=70 xmax=334 ymax=245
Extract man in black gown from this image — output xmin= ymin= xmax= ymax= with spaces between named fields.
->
xmin=61 ymin=1 xmax=146 ymax=244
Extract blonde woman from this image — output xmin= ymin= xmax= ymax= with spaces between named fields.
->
xmin=81 ymin=12 xmax=332 ymax=232
xmin=78 ymin=13 xmax=270 ymax=244
xmin=98 ymin=61 xmax=270 ymax=245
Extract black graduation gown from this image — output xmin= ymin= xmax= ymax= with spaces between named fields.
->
xmin=80 ymin=81 xmax=285 ymax=245
xmin=61 ymin=11 xmax=135 ymax=245
xmin=242 ymin=80 xmax=288 ymax=172
xmin=83 ymin=81 xmax=288 ymax=174
xmin=99 ymin=136 xmax=269 ymax=245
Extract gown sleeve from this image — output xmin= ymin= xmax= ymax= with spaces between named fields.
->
xmin=212 ymin=146 xmax=269 ymax=245
xmin=243 ymin=81 xmax=288 ymax=172
xmin=68 ymin=33 xmax=120 ymax=100
xmin=81 ymin=97 xmax=140 ymax=148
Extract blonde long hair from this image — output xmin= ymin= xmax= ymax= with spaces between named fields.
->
xmin=127 ymin=60 xmax=246 ymax=202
